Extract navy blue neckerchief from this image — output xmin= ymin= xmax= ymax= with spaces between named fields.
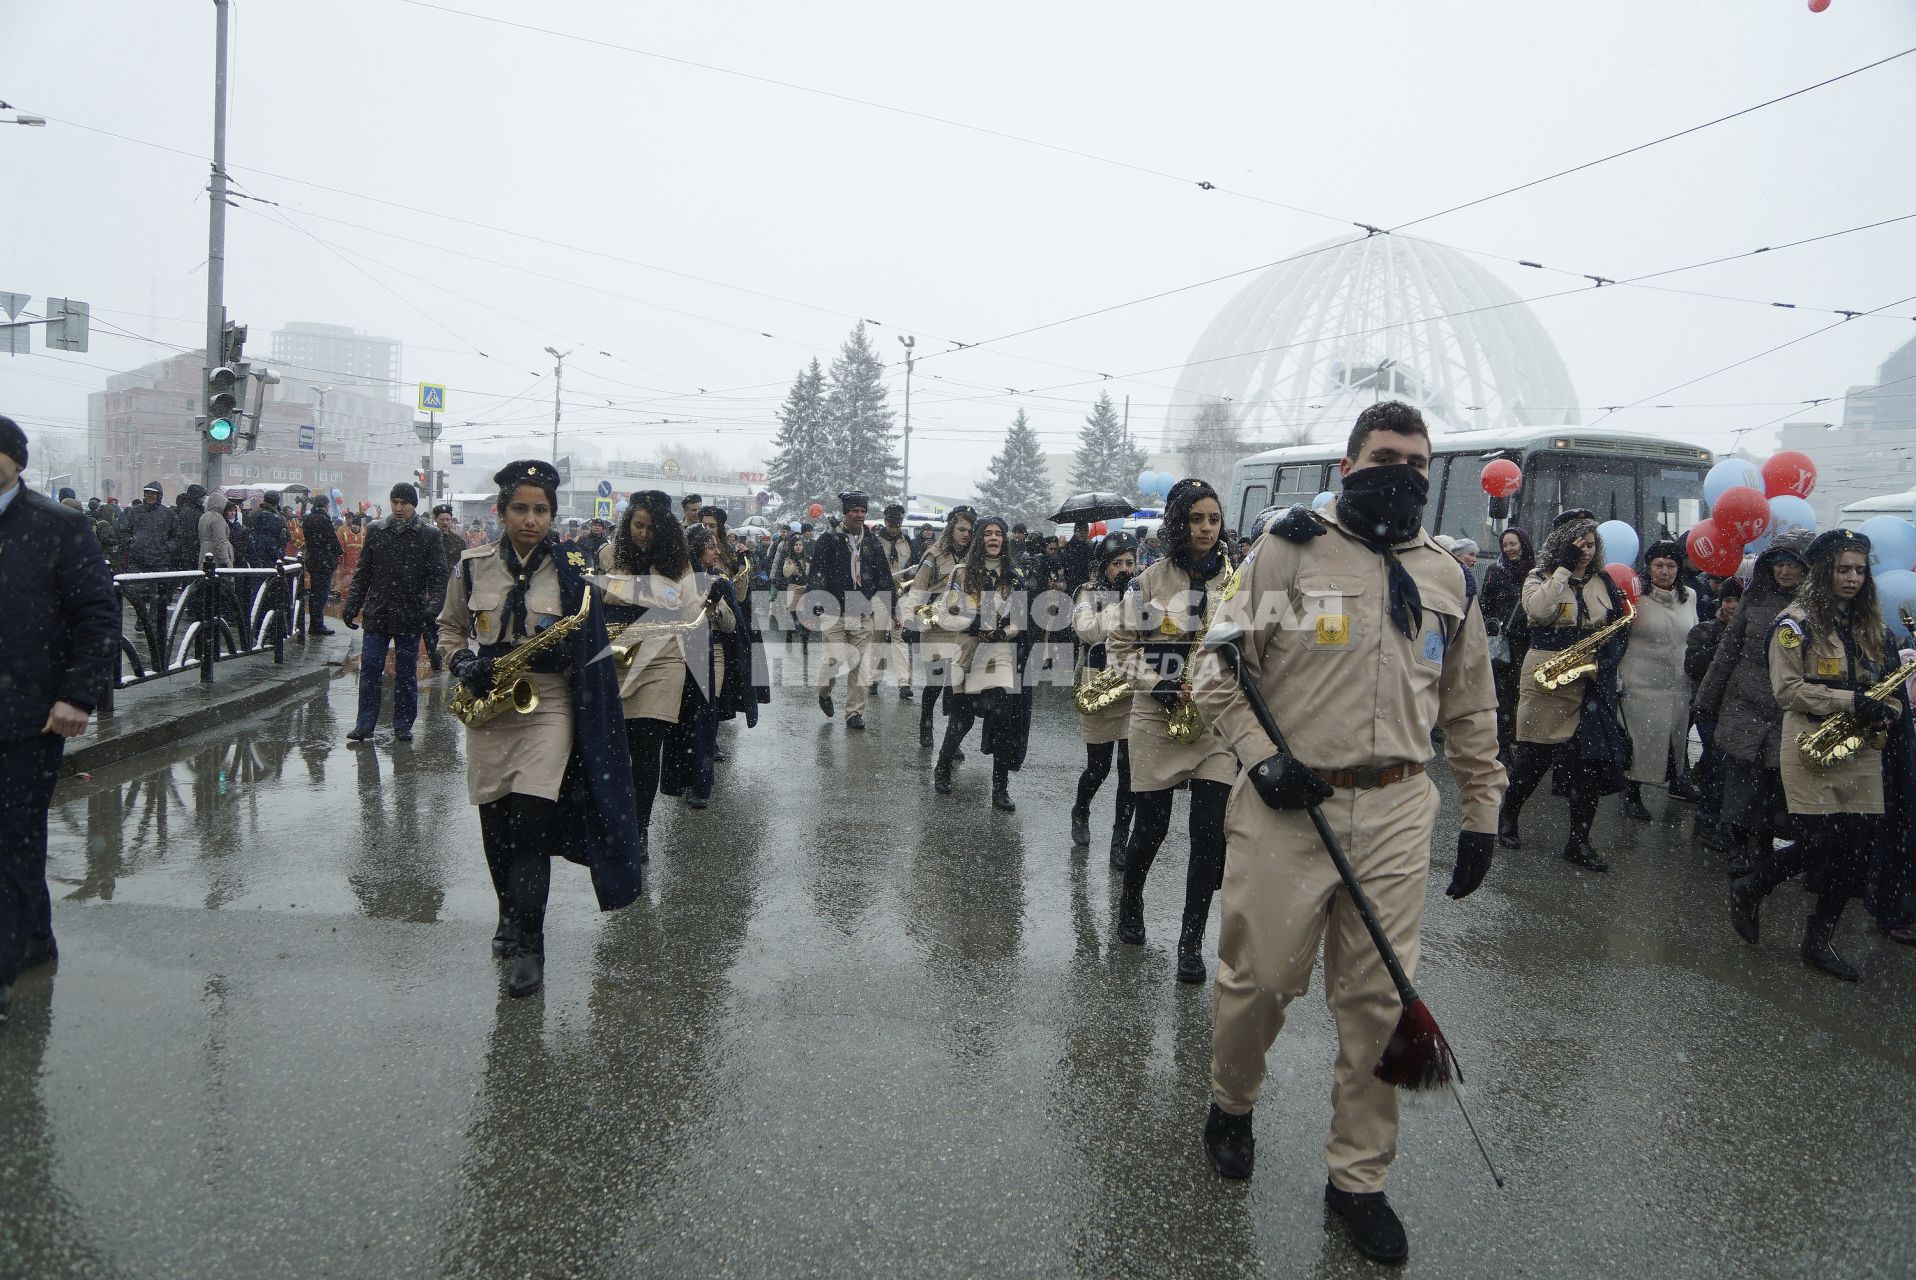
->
xmin=549 ymin=540 xmax=644 ymax=911
xmin=1344 ymin=525 xmax=1423 ymax=641
xmin=498 ymin=536 xmax=554 ymax=642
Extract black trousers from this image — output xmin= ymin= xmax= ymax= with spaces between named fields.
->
xmin=1075 ymin=741 xmax=1134 ymax=826
xmin=1504 ymin=742 xmax=1601 ymax=842
xmin=307 ymin=567 xmax=335 ymax=630
xmin=0 ymin=734 xmax=65 ymax=987
xmin=626 ymin=717 xmax=669 ymax=834
xmin=1125 ymin=778 xmax=1230 ymax=910
xmin=1748 ymin=811 xmax=1875 ymax=924
xmin=477 ymin=793 xmax=560 ymax=937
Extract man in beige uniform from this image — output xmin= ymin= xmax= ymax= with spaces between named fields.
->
xmin=1190 ymin=401 xmax=1505 ymax=1266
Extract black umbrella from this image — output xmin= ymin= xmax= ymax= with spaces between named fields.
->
xmin=1049 ymin=491 xmax=1137 ymax=525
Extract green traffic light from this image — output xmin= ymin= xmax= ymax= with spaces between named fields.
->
xmin=207 ymin=417 xmax=236 ymax=443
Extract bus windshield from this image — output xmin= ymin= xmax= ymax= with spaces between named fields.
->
xmin=1520 ymin=452 xmax=1708 ymax=544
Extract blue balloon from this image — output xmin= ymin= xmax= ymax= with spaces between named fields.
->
xmin=1312 ymin=490 xmax=1336 ymax=512
xmin=1597 ymin=520 xmax=1639 ymax=570
xmin=1154 ymin=471 xmax=1175 ymax=498
xmin=1136 ymin=470 xmax=1154 ymax=495
xmin=1766 ymin=493 xmax=1817 ymax=541
xmin=1860 ymin=516 xmax=1916 ymax=574
xmin=1704 ymin=458 xmax=1764 ymax=507
xmin=1877 ymin=569 xmax=1916 ymax=642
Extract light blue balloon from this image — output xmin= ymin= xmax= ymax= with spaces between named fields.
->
xmin=1860 ymin=516 xmax=1916 ymax=574
xmin=1136 ymin=470 xmax=1154 ymax=495
xmin=1766 ymin=493 xmax=1817 ymax=541
xmin=1703 ymin=458 xmax=1764 ymax=507
xmin=1743 ymin=528 xmax=1774 ymax=556
xmin=1312 ymin=490 xmax=1336 ymax=512
xmin=1154 ymin=471 xmax=1175 ymax=498
xmin=1597 ymin=520 xmax=1639 ymax=569
xmin=1877 ymin=569 xmax=1916 ymax=641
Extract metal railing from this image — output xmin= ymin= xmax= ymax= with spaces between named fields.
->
xmin=103 ymin=554 xmax=309 ymax=715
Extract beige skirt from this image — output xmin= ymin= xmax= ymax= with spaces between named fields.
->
xmin=464 ymin=670 xmax=572 ymax=804
xmin=1078 ymin=688 xmax=1131 ymax=745
xmin=619 ymin=637 xmax=687 ymax=723
xmin=1516 ymin=649 xmax=1584 ymax=745
xmin=1127 ymin=699 xmax=1236 ymax=792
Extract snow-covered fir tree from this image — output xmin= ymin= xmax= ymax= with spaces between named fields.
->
xmin=972 ymin=409 xmax=1053 ymax=531
xmin=1070 ymin=391 xmax=1150 ymax=497
xmin=767 ymin=358 xmax=831 ymax=515
xmin=1182 ymin=399 xmax=1248 ymax=494
xmin=823 ymin=322 xmax=900 ymax=500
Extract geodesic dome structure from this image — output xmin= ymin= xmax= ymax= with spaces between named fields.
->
xmin=1162 ymin=233 xmax=1581 ymax=447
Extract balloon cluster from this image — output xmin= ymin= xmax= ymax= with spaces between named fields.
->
xmin=1135 ymin=470 xmax=1176 ymax=501
xmin=1684 ymin=452 xmax=1819 ymax=577
xmin=1088 ymin=520 xmax=1109 ymax=537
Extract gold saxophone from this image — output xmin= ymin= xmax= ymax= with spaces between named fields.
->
xmin=1532 ymin=600 xmax=1636 ymax=690
xmin=1796 ymin=606 xmax=1916 ymax=770
xmin=1166 ymin=563 xmax=1242 ymax=744
xmin=608 ymin=598 xmax=716 ymax=670
xmin=1074 ymin=665 xmax=1133 ymax=715
xmin=449 ymin=587 xmax=595 ymax=729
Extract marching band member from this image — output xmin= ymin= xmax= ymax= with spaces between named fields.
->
xmin=1071 ymin=533 xmax=1139 ymax=867
xmin=877 ymin=502 xmax=917 ymax=699
xmin=1731 ymin=529 xmax=1905 ymax=979
xmin=777 ymin=525 xmax=812 ymax=655
xmin=437 ymin=461 xmax=642 ymax=999
xmin=1105 ymin=478 xmax=1238 ymax=984
xmin=906 ymin=506 xmax=976 ymax=750
xmin=597 ymin=490 xmax=696 ymax=860
xmin=662 ymin=525 xmax=738 ymax=809
xmin=1498 ymin=510 xmax=1629 ymax=872
xmin=931 ymin=515 xmax=1030 ymax=812
xmin=807 ymin=490 xmax=895 ymax=731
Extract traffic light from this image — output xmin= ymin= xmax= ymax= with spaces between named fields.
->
xmin=413 ymin=469 xmax=428 ymax=495
xmin=435 ymin=470 xmax=448 ymax=496
xmin=205 ymin=365 xmax=240 ymax=444
xmin=220 ymin=321 xmax=248 ymax=368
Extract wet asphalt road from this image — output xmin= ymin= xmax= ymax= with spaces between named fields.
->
xmin=5 ymin=648 xmax=1916 ymax=1278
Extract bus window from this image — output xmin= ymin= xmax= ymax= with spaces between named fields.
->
xmin=1238 ymin=484 xmax=1269 ymax=530
xmin=1531 ymin=454 xmax=1636 ymax=531
xmin=1276 ymin=465 xmax=1315 ymax=495
xmin=1437 ymin=452 xmax=1488 ymax=542
xmin=1642 ymin=463 xmax=1709 ymax=541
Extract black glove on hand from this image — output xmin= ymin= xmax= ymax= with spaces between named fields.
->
xmin=705 ymin=579 xmax=728 ymax=605
xmin=1249 ymin=752 xmax=1334 ymax=811
xmin=448 ymin=650 xmax=494 ymax=697
xmin=1150 ymin=678 xmax=1184 ymax=711
xmin=342 ymin=615 xmax=360 ymax=631
xmin=525 ymin=643 xmax=574 ymax=675
xmin=1447 ymin=831 xmax=1495 ymax=900
xmin=1853 ymin=689 xmax=1895 ymax=725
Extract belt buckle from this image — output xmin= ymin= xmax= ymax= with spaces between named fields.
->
xmin=1351 ymin=765 xmax=1382 ymax=790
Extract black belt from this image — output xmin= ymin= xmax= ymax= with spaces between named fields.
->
xmin=1311 ymin=762 xmax=1425 ymax=790
xmin=477 ymin=641 xmax=520 ymax=659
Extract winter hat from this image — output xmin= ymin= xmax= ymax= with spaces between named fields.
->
xmin=884 ymin=502 xmax=905 ymax=520
xmin=59 ymin=486 xmax=78 ymax=500
xmin=434 ymin=503 xmax=455 ymax=518
xmin=186 ymin=483 xmax=207 ymax=502
xmin=143 ymin=480 xmax=163 ymax=496
xmin=0 ymin=414 xmax=25 ymax=469
xmin=1807 ymin=527 xmax=1868 ymax=565
xmin=390 ymin=481 xmax=419 ymax=505
xmin=838 ymin=490 xmax=869 ymax=514
xmin=1451 ymin=538 xmax=1481 ymax=557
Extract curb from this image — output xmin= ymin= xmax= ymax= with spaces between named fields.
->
xmin=62 ymin=662 xmax=337 ymax=778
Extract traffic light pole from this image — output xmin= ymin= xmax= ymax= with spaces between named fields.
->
xmin=202 ymin=0 xmax=231 ymax=488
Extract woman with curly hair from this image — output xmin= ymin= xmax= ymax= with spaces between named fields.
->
xmin=1070 ymin=532 xmax=1140 ymax=866
xmin=1498 ymin=509 xmax=1629 ymax=871
xmin=931 ymin=515 xmax=1030 ymax=811
xmin=907 ymin=506 xmax=976 ymax=751
xmin=1730 ymin=528 xmax=1906 ymax=979
xmin=1105 ymin=478 xmax=1237 ymax=984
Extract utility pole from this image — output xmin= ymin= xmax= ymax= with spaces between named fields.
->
xmin=544 ymin=345 xmax=570 ymax=470
xmin=897 ymin=334 xmax=915 ymax=505
xmin=202 ymin=0 xmax=231 ymax=489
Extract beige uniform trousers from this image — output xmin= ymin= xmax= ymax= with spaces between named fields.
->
xmin=1212 ymin=770 xmax=1439 ymax=1194
xmin=817 ymin=611 xmax=877 ymax=715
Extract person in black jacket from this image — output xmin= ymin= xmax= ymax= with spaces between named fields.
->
xmin=170 ymin=484 xmax=207 ymax=570
xmin=806 ymin=490 xmax=895 ymax=730
xmin=1684 ymin=577 xmax=1743 ymax=848
xmin=1059 ymin=522 xmax=1094 ymax=593
xmin=0 ymin=417 xmax=119 ymax=1027
xmin=300 ymin=495 xmax=344 ymax=636
xmin=1479 ymin=526 xmax=1534 ymax=762
xmin=341 ymin=483 xmax=447 ymax=743
xmin=246 ymin=491 xmax=289 ymax=568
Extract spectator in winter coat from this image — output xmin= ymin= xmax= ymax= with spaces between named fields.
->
xmin=428 ymin=504 xmax=466 ymax=672
xmin=575 ymin=517 xmax=609 ymax=565
xmin=341 ymin=483 xmax=447 ymax=743
xmin=1060 ymin=523 xmax=1094 ymax=591
xmin=57 ymin=487 xmax=83 ymax=514
xmin=171 ymin=485 xmax=207 ymax=569
xmin=245 ymin=491 xmax=290 ymax=569
xmin=1684 ymin=577 xmax=1743 ymax=846
xmin=91 ymin=502 xmax=123 ymax=573
xmin=198 ymin=496 xmax=234 ymax=568
xmin=300 ymin=495 xmax=344 ymax=636
xmin=122 ymin=481 xmax=175 ymax=573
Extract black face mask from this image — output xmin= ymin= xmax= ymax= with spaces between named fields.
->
xmin=1336 ymin=463 xmax=1429 ymax=546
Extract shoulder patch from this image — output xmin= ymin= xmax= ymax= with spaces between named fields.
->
xmin=1272 ymin=507 xmax=1328 ymax=544
xmin=1776 ymin=617 xmax=1804 ymax=649
xmin=460 ymin=543 xmax=497 ymax=561
xmin=565 ymin=549 xmax=588 ymax=568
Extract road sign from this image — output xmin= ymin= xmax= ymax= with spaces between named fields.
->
xmin=596 ymin=479 xmax=613 ymax=498
xmin=594 ymin=497 xmax=614 ymax=521
xmin=661 ymin=458 xmax=680 ymax=477
xmin=0 ymin=292 xmax=25 ymax=320
xmin=0 ymin=325 xmax=24 ymax=356
xmin=417 ymin=382 xmax=446 ymax=413
xmin=413 ymin=419 xmax=443 ymax=443
xmin=45 ymin=298 xmax=89 ymax=352
xmin=298 ymin=424 xmax=316 ymax=450
xmin=449 ymin=444 xmax=464 ymax=465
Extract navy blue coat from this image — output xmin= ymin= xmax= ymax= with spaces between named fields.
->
xmin=0 ymin=485 xmax=120 ymax=741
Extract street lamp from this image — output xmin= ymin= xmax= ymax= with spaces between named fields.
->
xmin=897 ymin=334 xmax=914 ymax=506
xmin=543 ymin=346 xmax=571 ymax=472
xmin=8 ymin=115 xmax=46 ymax=127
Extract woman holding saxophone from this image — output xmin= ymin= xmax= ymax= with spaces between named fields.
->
xmin=1106 ymin=478 xmax=1236 ymax=985
xmin=1070 ymin=532 xmax=1139 ymax=867
xmin=661 ymin=524 xmax=739 ymax=810
xmin=597 ymin=490 xmax=697 ymax=856
xmin=1498 ymin=509 xmax=1630 ymax=872
xmin=908 ymin=506 xmax=976 ymax=751
xmin=931 ymin=515 xmax=1029 ymax=812
xmin=1730 ymin=528 xmax=1907 ymax=979
xmin=438 ymin=461 xmax=643 ymax=998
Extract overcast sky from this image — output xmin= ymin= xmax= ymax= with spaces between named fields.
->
xmin=5 ymin=0 xmax=1914 ymax=495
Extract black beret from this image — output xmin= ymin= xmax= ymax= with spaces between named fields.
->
xmin=884 ymin=502 xmax=905 ymax=519
xmin=494 ymin=459 xmax=561 ymax=492
xmin=1552 ymin=508 xmax=1596 ymax=529
xmin=432 ymin=503 xmax=454 ymax=517
xmin=1807 ymin=527 xmax=1870 ymax=564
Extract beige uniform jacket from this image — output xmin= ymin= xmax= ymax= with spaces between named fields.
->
xmin=933 ymin=560 xmax=1023 ymax=695
xmin=1516 ymin=567 xmax=1618 ymax=745
xmin=1619 ymin=585 xmax=1697 ymax=784
xmin=1072 ymin=582 xmax=1130 ymax=745
xmin=910 ymin=546 xmax=968 ymax=671
xmin=596 ymin=542 xmax=695 ymax=723
xmin=1770 ymin=602 xmax=1896 ymax=815
xmin=1191 ymin=511 xmax=1506 ymax=833
xmin=1108 ymin=555 xmax=1237 ymax=792
xmin=436 ymin=542 xmax=572 ymax=804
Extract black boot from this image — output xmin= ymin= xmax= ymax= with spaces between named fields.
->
xmin=918 ymin=702 xmax=935 ymax=750
xmin=1622 ymin=784 xmax=1653 ymax=822
xmin=1729 ymin=841 xmax=1807 ymax=944
xmin=1202 ymin=1103 xmax=1255 ymax=1179
xmin=1801 ymin=913 xmax=1859 ymax=980
xmin=1695 ymin=818 xmax=1727 ymax=852
xmin=1071 ymin=770 xmax=1098 ymax=845
xmin=0 ymin=984 xmax=10 ymax=1028
xmin=1175 ymin=902 xmax=1209 ymax=984
xmin=934 ymin=728 xmax=960 ymax=795
xmin=490 ymin=912 xmax=517 ymax=959
xmin=1562 ymin=834 xmax=1610 ymax=873
xmin=1497 ymin=804 xmax=1521 ymax=851
xmin=1724 ymin=829 xmax=1756 ymax=879
xmin=1108 ymin=821 xmax=1129 ymax=870
xmin=991 ymin=761 xmax=1016 ymax=812
xmin=1324 ymin=1182 xmax=1409 ymax=1265
xmin=507 ymin=933 xmax=544 ymax=998
xmin=1116 ymin=840 xmax=1156 ymax=946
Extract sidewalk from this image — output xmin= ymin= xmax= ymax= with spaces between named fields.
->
xmin=62 ymin=631 xmax=354 ymax=777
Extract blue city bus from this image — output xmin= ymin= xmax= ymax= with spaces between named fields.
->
xmin=1227 ymin=426 xmax=1714 ymax=548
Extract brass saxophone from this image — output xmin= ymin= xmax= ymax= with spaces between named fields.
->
xmin=608 ymin=598 xmax=716 ymax=670
xmin=1166 ymin=563 xmax=1242 ymax=744
xmin=1532 ymin=600 xmax=1636 ymax=690
xmin=1796 ymin=606 xmax=1916 ymax=770
xmin=449 ymin=587 xmax=595 ymax=729
xmin=1074 ymin=665 xmax=1134 ymax=715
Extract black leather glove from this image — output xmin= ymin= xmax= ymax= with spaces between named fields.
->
xmin=1447 ymin=831 xmax=1495 ymax=900
xmin=525 ymin=642 xmax=574 ymax=675
xmin=1249 ymin=752 xmax=1334 ymax=811
xmin=705 ymin=579 xmax=728 ymax=605
xmin=448 ymin=650 xmax=493 ymax=697
xmin=342 ymin=614 xmax=360 ymax=631
xmin=1150 ymin=678 xmax=1184 ymax=711
xmin=1853 ymin=689 xmax=1895 ymax=725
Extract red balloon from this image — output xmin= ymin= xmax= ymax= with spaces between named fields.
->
xmin=808 ymin=502 xmax=824 ymax=519
xmin=1479 ymin=459 xmax=1522 ymax=498
xmin=1761 ymin=450 xmax=1817 ymax=499
xmin=1089 ymin=521 xmax=1107 ymax=537
xmin=1712 ymin=485 xmax=1771 ymax=547
xmin=1686 ymin=519 xmax=1742 ymax=577
xmin=1809 ymin=0 xmax=1830 ymax=12
xmin=1602 ymin=563 xmax=1641 ymax=606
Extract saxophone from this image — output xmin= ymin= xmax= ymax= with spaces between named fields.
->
xmin=448 ymin=587 xmax=595 ymax=729
xmin=1166 ymin=563 xmax=1242 ymax=744
xmin=1532 ymin=600 xmax=1636 ymax=690
xmin=1796 ymin=606 xmax=1916 ymax=770
xmin=608 ymin=598 xmax=716 ymax=670
xmin=1074 ymin=665 xmax=1134 ymax=715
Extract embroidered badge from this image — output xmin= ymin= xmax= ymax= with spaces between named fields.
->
xmin=1778 ymin=627 xmax=1802 ymax=650
xmin=1815 ymin=656 xmax=1841 ymax=677
xmin=566 ymin=550 xmax=587 ymax=568
xmin=660 ymin=586 xmax=681 ymax=607
xmin=1556 ymin=602 xmax=1574 ymax=622
xmin=1315 ymin=615 xmax=1349 ymax=646
xmin=1157 ymin=614 xmax=1184 ymax=636
xmin=1421 ymin=630 xmax=1445 ymax=665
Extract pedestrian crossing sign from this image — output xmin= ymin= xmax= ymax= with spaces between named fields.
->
xmin=595 ymin=497 xmax=614 ymax=520
xmin=418 ymin=382 xmax=446 ymax=412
